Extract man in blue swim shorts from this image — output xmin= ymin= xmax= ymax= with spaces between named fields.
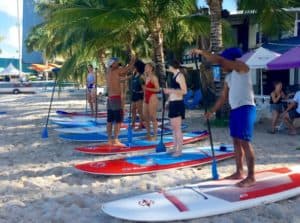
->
xmin=191 ymin=47 xmax=256 ymax=187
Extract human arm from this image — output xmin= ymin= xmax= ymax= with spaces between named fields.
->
xmin=190 ymin=48 xmax=249 ymax=74
xmin=204 ymin=82 xmax=229 ymax=119
xmin=118 ymin=55 xmax=136 ymax=76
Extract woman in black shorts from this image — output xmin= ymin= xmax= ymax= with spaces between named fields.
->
xmin=163 ymin=60 xmax=187 ymax=156
xmin=131 ymin=60 xmax=145 ymax=130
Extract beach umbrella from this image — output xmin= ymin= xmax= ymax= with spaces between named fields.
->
xmin=239 ymin=47 xmax=281 ymax=95
xmin=194 ymin=56 xmax=218 ymax=180
xmin=267 ymin=46 xmax=300 ymax=70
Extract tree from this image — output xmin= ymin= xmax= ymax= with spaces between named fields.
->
xmin=28 ymin=0 xmax=209 ymax=86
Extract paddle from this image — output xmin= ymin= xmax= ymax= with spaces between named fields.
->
xmin=41 ymin=67 xmax=60 ymax=138
xmin=95 ymin=67 xmax=98 ymax=122
xmin=193 ymin=56 xmax=219 ymax=180
xmin=156 ymin=90 xmax=167 ymax=153
xmin=127 ymin=72 xmax=133 ymax=146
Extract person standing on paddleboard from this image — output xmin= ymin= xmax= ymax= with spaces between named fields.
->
xmin=106 ymin=55 xmax=136 ymax=146
xmin=86 ymin=64 xmax=97 ymax=115
xmin=163 ymin=60 xmax=187 ymax=157
xmin=191 ymin=47 xmax=256 ymax=187
xmin=132 ymin=60 xmax=146 ymax=131
xmin=143 ymin=62 xmax=160 ymax=141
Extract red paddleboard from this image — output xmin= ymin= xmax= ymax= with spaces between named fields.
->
xmin=74 ymin=144 xmax=234 ymax=175
xmin=74 ymin=131 xmax=208 ymax=155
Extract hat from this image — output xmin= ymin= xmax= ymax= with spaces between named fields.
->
xmin=107 ymin=57 xmax=119 ymax=67
xmin=220 ymin=47 xmax=242 ymax=61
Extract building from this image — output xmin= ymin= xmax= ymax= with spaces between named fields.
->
xmin=22 ymin=0 xmax=43 ymax=65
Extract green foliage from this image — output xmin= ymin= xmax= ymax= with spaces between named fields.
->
xmin=238 ymin=0 xmax=296 ymax=37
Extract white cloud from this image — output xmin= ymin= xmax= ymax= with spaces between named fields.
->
xmin=0 ymin=0 xmax=22 ymax=18
xmin=3 ymin=26 xmax=19 ymax=48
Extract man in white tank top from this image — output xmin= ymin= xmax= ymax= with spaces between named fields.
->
xmin=191 ymin=47 xmax=256 ymax=188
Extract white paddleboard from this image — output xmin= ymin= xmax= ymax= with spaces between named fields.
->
xmin=102 ymin=166 xmax=300 ymax=222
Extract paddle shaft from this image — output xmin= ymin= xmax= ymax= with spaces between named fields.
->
xmin=45 ymin=71 xmax=58 ymax=129
xmin=193 ymin=57 xmax=217 ymax=159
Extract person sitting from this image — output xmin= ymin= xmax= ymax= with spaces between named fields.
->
xmin=268 ymin=81 xmax=286 ymax=134
xmin=282 ymin=90 xmax=300 ymax=135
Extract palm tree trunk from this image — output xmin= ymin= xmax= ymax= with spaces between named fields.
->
xmin=207 ymin=0 xmax=223 ymax=52
xmin=207 ymin=0 xmax=230 ymax=119
xmin=151 ymin=19 xmax=166 ymax=87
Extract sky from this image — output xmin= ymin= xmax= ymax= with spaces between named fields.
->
xmin=0 ymin=0 xmax=237 ymax=59
xmin=0 ymin=0 xmax=23 ymax=59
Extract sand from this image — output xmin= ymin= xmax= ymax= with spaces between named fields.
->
xmin=0 ymin=91 xmax=299 ymax=223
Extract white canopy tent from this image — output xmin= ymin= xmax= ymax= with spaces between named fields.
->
xmin=0 ymin=63 xmax=21 ymax=76
xmin=239 ymin=47 xmax=281 ymax=95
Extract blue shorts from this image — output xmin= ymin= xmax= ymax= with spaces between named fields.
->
xmin=229 ymin=105 xmax=256 ymax=142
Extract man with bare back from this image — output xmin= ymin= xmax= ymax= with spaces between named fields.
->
xmin=106 ymin=56 xmax=136 ymax=145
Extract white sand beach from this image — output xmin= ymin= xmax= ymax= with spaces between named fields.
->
xmin=0 ymin=91 xmax=300 ymax=223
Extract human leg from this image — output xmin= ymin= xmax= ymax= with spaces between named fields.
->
xmin=170 ymin=117 xmax=183 ymax=157
xmin=136 ymin=100 xmax=144 ymax=130
xmin=148 ymin=96 xmax=158 ymax=140
xmin=270 ymin=110 xmax=280 ymax=133
xmin=143 ymin=102 xmax=151 ymax=140
xmin=225 ymin=138 xmax=245 ymax=179
xmin=106 ymin=122 xmax=113 ymax=145
xmin=236 ymin=140 xmax=255 ymax=187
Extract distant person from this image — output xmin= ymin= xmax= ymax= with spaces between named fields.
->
xmin=106 ymin=56 xmax=136 ymax=145
xmin=143 ymin=62 xmax=160 ymax=141
xmin=163 ymin=60 xmax=187 ymax=157
xmin=191 ymin=47 xmax=256 ymax=188
xmin=4 ymin=75 xmax=10 ymax=82
xmin=131 ymin=60 xmax=145 ymax=131
xmin=86 ymin=64 xmax=97 ymax=115
xmin=282 ymin=90 xmax=300 ymax=135
xmin=268 ymin=81 xmax=286 ymax=134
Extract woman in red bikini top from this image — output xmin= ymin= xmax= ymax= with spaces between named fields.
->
xmin=143 ymin=63 xmax=160 ymax=141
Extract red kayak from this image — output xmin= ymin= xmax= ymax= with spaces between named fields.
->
xmin=74 ymin=131 xmax=208 ymax=155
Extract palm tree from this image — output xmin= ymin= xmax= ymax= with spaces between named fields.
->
xmin=27 ymin=0 xmax=209 ymax=86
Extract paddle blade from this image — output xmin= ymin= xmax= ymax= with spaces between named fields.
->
xmin=56 ymin=110 xmax=68 ymax=115
xmin=212 ymin=159 xmax=219 ymax=180
xmin=41 ymin=128 xmax=48 ymax=139
xmin=127 ymin=120 xmax=133 ymax=145
xmin=156 ymin=140 xmax=166 ymax=153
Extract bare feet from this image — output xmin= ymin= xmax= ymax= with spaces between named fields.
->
xmin=146 ymin=135 xmax=152 ymax=141
xmin=150 ymin=136 xmax=157 ymax=141
xmin=236 ymin=176 xmax=256 ymax=188
xmin=171 ymin=150 xmax=182 ymax=157
xmin=108 ymin=139 xmax=113 ymax=145
xmin=224 ymin=172 xmax=245 ymax=180
xmin=113 ymin=139 xmax=125 ymax=146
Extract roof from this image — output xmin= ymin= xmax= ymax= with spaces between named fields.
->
xmin=262 ymin=37 xmax=300 ymax=54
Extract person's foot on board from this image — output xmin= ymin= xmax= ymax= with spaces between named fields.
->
xmin=224 ymin=172 xmax=245 ymax=180
xmin=171 ymin=150 xmax=182 ymax=157
xmin=236 ymin=176 xmax=256 ymax=188
xmin=113 ymin=139 xmax=125 ymax=146
xmin=108 ymin=139 xmax=114 ymax=145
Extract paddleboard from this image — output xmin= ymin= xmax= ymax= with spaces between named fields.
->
xmin=56 ymin=110 xmax=107 ymax=117
xmin=75 ymin=131 xmax=209 ymax=155
xmin=59 ymin=127 xmax=176 ymax=142
xmin=75 ymin=144 xmax=234 ymax=175
xmin=54 ymin=120 xmax=169 ymax=134
xmin=101 ymin=166 xmax=300 ymax=222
